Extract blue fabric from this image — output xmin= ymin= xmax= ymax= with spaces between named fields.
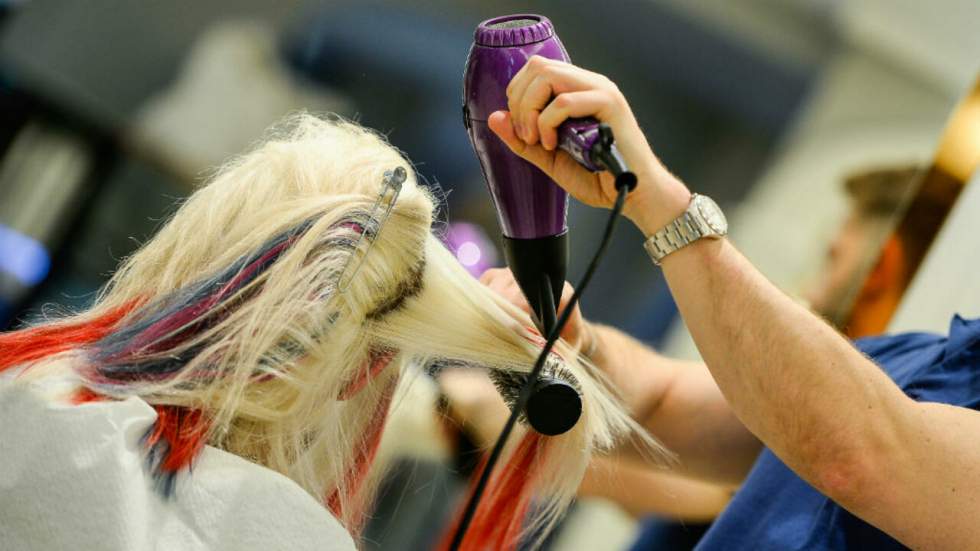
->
xmin=691 ymin=315 xmax=980 ymax=551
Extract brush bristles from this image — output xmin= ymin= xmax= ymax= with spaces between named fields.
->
xmin=487 ymin=352 xmax=580 ymax=425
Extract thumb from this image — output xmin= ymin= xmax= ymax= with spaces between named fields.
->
xmin=488 ymin=111 xmax=556 ymax=174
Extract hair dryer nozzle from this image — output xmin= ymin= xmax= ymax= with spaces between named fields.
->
xmin=501 ymin=233 xmax=567 ymax=335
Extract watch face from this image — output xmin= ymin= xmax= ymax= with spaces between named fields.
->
xmin=695 ymin=195 xmax=728 ymax=235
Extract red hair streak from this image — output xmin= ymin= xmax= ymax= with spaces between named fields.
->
xmin=71 ymin=386 xmax=104 ymax=405
xmin=1 ymin=301 xmax=399 ymax=508
xmin=328 ymin=375 xmax=398 ymax=535
xmin=0 ymin=302 xmax=138 ymax=374
xmin=439 ymin=432 xmax=544 ymax=551
xmin=145 ymin=405 xmax=210 ymax=474
xmin=0 ymin=302 xmax=211 ymax=479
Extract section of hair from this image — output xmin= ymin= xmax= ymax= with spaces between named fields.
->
xmin=437 ymin=433 xmax=544 ymax=551
xmin=143 ymin=405 xmax=210 ymax=496
xmin=2 ymin=115 xmax=435 ymax=531
xmin=89 ymin=219 xmax=319 ymax=385
xmin=0 ymin=301 xmax=137 ymax=374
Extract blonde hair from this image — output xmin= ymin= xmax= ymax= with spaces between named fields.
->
xmin=5 ymin=114 xmax=663 ymax=546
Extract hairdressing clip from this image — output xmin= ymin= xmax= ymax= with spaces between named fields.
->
xmin=336 ymin=166 xmax=407 ymax=292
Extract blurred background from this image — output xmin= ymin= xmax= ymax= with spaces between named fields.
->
xmin=0 ymin=0 xmax=977 ymax=549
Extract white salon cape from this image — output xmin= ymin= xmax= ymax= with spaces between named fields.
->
xmin=0 ymin=372 xmax=356 ymax=551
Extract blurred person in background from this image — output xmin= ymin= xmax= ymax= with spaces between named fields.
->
xmin=805 ymin=165 xmax=944 ymax=338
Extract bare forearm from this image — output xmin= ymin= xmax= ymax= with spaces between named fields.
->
xmin=579 ymin=455 xmax=733 ymax=521
xmin=585 ymin=323 xmax=666 ymax=418
xmin=588 ymin=323 xmax=761 ymax=483
xmin=657 ymin=236 xmax=911 ymax=495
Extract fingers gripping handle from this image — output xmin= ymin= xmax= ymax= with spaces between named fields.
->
xmin=556 ymin=118 xmax=604 ymax=171
xmin=558 ymin=119 xmax=637 ymax=192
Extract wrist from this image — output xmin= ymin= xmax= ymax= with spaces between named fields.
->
xmin=623 ymin=168 xmax=692 ymax=237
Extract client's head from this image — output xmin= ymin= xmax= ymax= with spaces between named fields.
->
xmin=0 ymin=114 xmax=655 ymax=549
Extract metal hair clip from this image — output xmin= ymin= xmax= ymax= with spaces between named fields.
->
xmin=336 ymin=166 xmax=407 ymax=292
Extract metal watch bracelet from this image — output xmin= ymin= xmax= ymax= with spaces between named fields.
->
xmin=642 ymin=193 xmax=727 ymax=266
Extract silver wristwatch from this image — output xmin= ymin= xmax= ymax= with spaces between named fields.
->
xmin=643 ymin=194 xmax=728 ymax=265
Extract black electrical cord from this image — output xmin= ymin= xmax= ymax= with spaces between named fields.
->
xmin=448 ymin=166 xmax=633 ymax=550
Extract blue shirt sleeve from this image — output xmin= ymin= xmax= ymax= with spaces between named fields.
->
xmin=855 ymin=314 xmax=980 ymax=410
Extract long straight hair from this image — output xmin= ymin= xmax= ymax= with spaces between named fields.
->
xmin=0 ymin=114 xmax=663 ymax=548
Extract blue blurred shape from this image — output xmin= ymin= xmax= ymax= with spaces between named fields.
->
xmin=0 ymin=223 xmax=51 ymax=286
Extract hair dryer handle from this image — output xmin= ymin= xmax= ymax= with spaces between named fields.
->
xmin=557 ymin=117 xmax=603 ymax=172
xmin=558 ymin=118 xmax=638 ymax=191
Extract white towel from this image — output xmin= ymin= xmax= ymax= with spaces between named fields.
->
xmin=0 ymin=375 xmax=355 ymax=551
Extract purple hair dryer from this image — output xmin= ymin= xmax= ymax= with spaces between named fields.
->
xmin=463 ymin=14 xmax=635 ymax=436
xmin=463 ymin=14 xmax=633 ymax=330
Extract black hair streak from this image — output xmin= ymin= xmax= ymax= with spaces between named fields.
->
xmin=365 ymin=258 xmax=426 ymax=320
